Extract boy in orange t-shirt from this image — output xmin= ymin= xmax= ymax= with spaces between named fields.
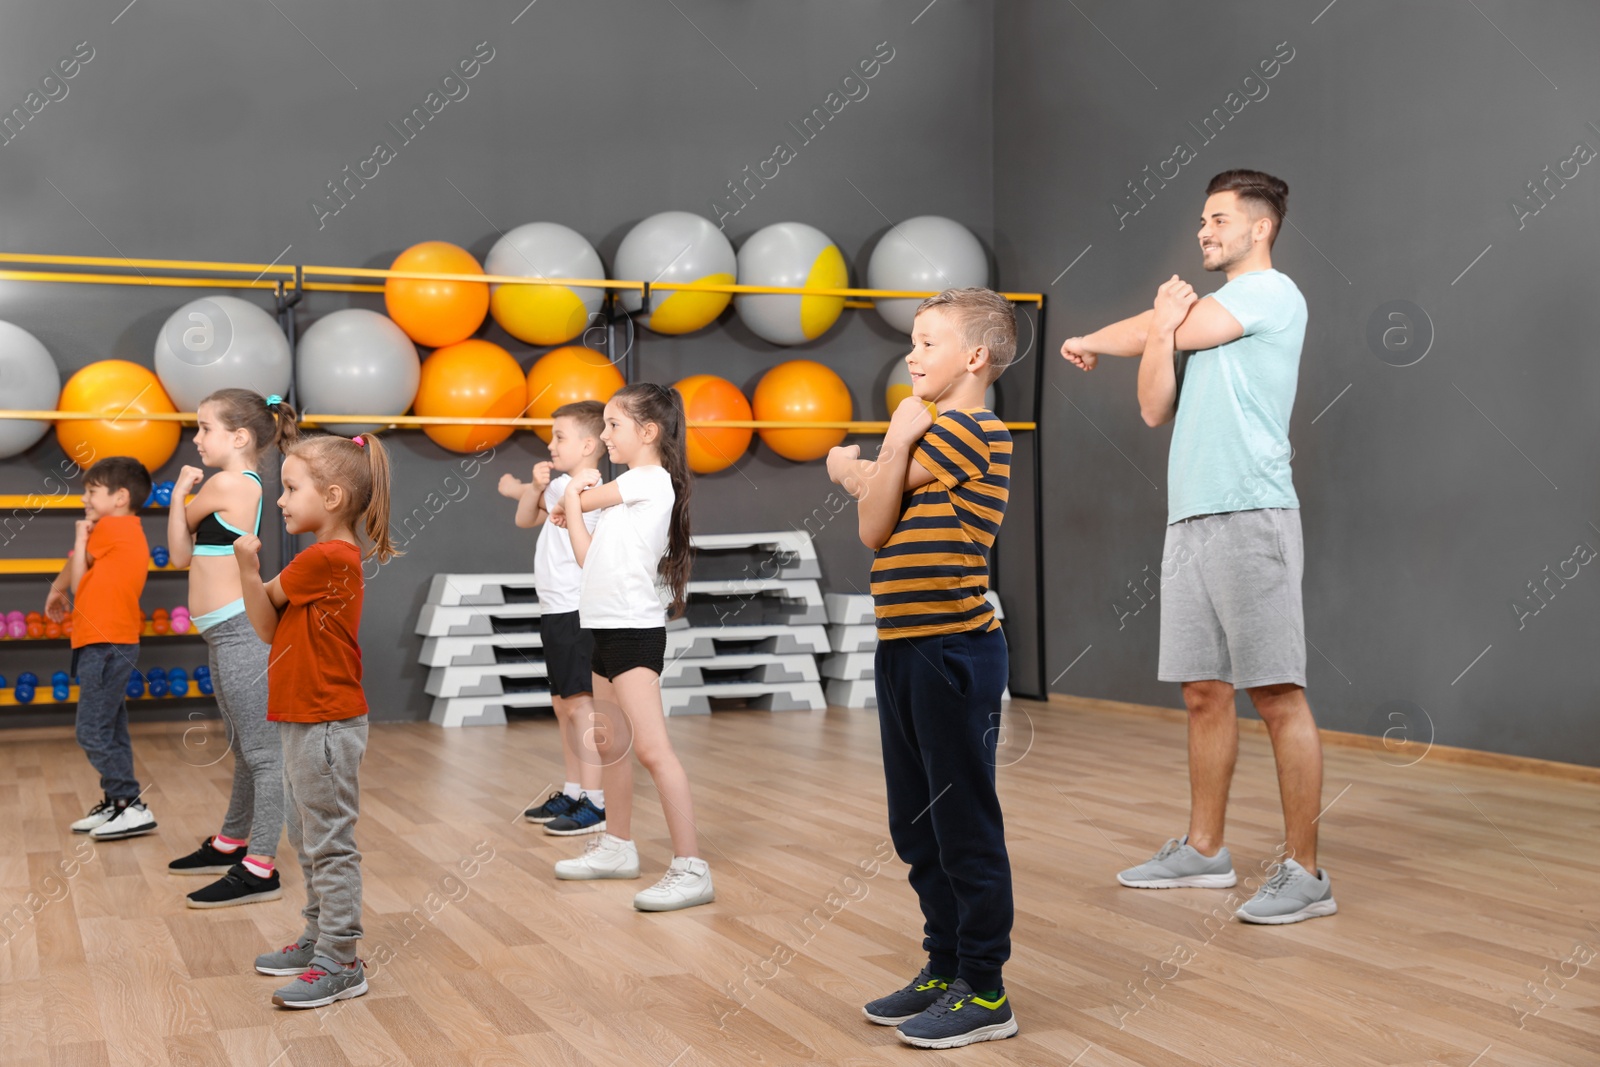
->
xmin=45 ymin=457 xmax=157 ymax=841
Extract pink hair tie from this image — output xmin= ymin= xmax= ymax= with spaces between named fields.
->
xmin=352 ymin=435 xmax=365 ymax=447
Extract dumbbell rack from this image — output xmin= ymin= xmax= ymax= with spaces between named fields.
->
xmin=0 ymin=492 xmax=212 ymax=714
xmin=417 ymin=531 xmax=830 ymax=727
xmin=821 ymin=591 xmax=1011 ymax=709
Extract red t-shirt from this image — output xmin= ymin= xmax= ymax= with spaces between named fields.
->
xmin=268 ymin=540 xmax=367 ymax=723
xmin=72 ymin=514 xmax=148 ymax=648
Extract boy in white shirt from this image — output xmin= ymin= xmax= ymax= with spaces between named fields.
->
xmin=499 ymin=401 xmax=608 ymax=835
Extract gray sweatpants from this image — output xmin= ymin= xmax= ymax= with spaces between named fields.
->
xmin=204 ymin=612 xmax=283 ymax=857
xmin=281 ymin=716 xmax=367 ymax=964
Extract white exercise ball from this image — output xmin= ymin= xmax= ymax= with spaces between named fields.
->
xmin=153 ymin=296 xmax=292 ymax=410
xmin=867 ymin=216 xmax=989 ymax=334
xmin=296 ymin=310 xmax=421 ymax=436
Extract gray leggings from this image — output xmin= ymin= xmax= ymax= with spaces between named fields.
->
xmin=203 ymin=611 xmax=284 ymax=857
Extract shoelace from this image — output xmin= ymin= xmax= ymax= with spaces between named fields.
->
xmin=1152 ymin=838 xmax=1182 ymax=861
xmin=1258 ymin=864 xmax=1296 ymax=897
xmin=297 ymin=966 xmax=328 ymax=984
xmin=650 ymin=865 xmax=689 ymax=891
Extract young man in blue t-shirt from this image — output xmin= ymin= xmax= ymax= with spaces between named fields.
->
xmin=1062 ymin=169 xmax=1336 ymax=925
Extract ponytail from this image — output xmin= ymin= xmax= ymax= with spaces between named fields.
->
xmin=355 ymin=433 xmax=399 ymax=565
xmin=202 ymin=388 xmax=301 ymax=461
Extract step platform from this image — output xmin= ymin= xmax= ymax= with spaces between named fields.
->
xmin=429 ymin=690 xmax=552 ymax=728
xmin=663 ymin=679 xmax=827 ymax=716
xmin=426 ymin=660 xmax=548 ymax=698
xmin=664 ymin=623 xmax=830 ymax=660
xmin=681 ymin=578 xmax=826 ymax=627
xmin=416 ymin=602 xmax=543 ymax=638
xmin=662 ymin=652 xmax=818 ymax=687
xmin=419 ymin=633 xmax=543 ymax=668
xmin=689 ymin=531 xmax=821 ymax=581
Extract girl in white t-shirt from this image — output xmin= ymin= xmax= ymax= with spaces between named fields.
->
xmin=548 ymin=382 xmax=712 ymax=911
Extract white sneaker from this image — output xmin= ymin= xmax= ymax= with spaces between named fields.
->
xmin=633 ymin=856 xmax=714 ymax=912
xmin=71 ymin=796 xmax=118 ymax=833
xmin=554 ymin=833 xmax=639 ymax=880
xmin=90 ymin=799 xmax=157 ymax=840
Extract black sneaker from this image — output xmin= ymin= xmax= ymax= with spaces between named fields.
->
xmin=524 ymin=791 xmax=578 ymax=823
xmin=895 ymin=979 xmax=1018 ymax=1049
xmin=186 ymin=863 xmax=284 ymax=909
xmin=863 ymin=966 xmax=952 ymax=1025
xmin=169 ymin=836 xmax=243 ymax=876
xmin=544 ymin=796 xmax=606 ymax=836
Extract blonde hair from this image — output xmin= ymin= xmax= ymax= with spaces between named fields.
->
xmin=285 ymin=432 xmax=400 ymax=564
xmin=915 ymin=287 xmax=1018 ymax=381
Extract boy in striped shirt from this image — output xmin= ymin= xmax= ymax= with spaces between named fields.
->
xmin=826 ymin=287 xmax=1017 ymax=1049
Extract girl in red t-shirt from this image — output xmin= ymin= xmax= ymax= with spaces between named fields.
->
xmin=234 ymin=432 xmax=398 ymax=1010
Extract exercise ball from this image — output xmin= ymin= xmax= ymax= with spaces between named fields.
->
xmin=886 ymin=359 xmax=995 ymax=416
xmin=752 ymin=360 xmax=852 ymax=462
xmin=525 ymin=346 xmax=625 ymax=444
xmin=867 ymin=216 xmax=988 ymax=334
xmin=735 ymin=222 xmax=849 ymax=346
xmin=486 ymin=223 xmax=605 ymax=346
xmin=414 ymin=339 xmax=526 ymax=453
xmin=0 ymin=321 xmax=61 ymax=458
xmin=674 ymin=374 xmax=753 ymax=474
xmin=56 ymin=360 xmax=179 ymax=472
xmin=153 ymin=296 xmax=291 ymax=410
xmin=614 ymin=211 xmax=736 ymax=334
xmin=385 ymin=241 xmax=489 ymax=347
xmin=297 ymin=310 xmax=421 ymax=436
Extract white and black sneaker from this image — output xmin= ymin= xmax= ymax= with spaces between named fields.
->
xmin=71 ymin=795 xmax=118 ymax=834
xmin=90 ymin=798 xmax=157 ymax=840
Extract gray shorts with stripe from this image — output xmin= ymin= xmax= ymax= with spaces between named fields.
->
xmin=1157 ymin=507 xmax=1307 ymax=690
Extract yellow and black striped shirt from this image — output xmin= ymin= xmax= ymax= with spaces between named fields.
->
xmin=871 ymin=408 xmax=1011 ymax=639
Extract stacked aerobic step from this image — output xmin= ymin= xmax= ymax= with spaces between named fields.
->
xmin=821 ymin=591 xmax=1009 ymax=709
xmin=416 ymin=531 xmax=829 ymax=727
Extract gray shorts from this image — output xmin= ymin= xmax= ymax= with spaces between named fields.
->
xmin=1158 ymin=508 xmax=1306 ymax=689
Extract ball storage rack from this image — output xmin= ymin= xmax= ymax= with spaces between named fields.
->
xmin=0 ymin=250 xmax=1050 ymax=701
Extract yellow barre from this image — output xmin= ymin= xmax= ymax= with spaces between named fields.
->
xmin=0 ymin=410 xmax=1034 ymax=432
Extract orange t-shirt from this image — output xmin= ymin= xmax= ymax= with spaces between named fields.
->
xmin=267 ymin=540 xmax=367 ymax=723
xmin=72 ymin=514 xmax=148 ymax=648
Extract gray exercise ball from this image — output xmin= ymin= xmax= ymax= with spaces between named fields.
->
xmin=297 ymin=310 xmax=421 ymax=436
xmin=0 ymin=321 xmax=61 ymax=458
xmin=153 ymin=295 xmax=292 ymax=410
xmin=867 ymin=216 xmax=989 ymax=334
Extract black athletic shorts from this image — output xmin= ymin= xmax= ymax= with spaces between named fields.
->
xmin=539 ymin=611 xmax=595 ymax=698
xmin=589 ymin=626 xmax=667 ymax=681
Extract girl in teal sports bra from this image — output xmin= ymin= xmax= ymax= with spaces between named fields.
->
xmin=164 ymin=388 xmax=300 ymax=907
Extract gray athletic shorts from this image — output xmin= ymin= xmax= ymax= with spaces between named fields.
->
xmin=1157 ymin=507 xmax=1306 ymax=689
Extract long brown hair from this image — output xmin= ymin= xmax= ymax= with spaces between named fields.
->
xmin=611 ymin=382 xmax=693 ymax=618
xmin=286 ymin=431 xmax=400 ymax=564
xmin=200 ymin=387 xmax=300 ymax=461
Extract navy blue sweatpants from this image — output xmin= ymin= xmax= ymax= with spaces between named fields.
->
xmin=874 ymin=624 xmax=1012 ymax=992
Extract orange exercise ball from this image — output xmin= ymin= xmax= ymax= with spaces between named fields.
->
xmin=525 ymin=346 xmax=625 ymax=444
xmin=55 ymin=360 xmax=180 ymax=472
xmin=751 ymin=359 xmax=852 ymax=462
xmin=414 ymin=340 xmax=527 ymax=453
xmin=674 ymin=375 xmax=753 ymax=474
xmin=385 ymin=241 xmax=489 ymax=348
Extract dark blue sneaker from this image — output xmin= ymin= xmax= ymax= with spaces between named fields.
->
xmin=544 ymin=796 xmax=606 ymax=836
xmin=896 ymin=978 xmax=1018 ymax=1049
xmin=524 ymin=791 xmax=578 ymax=823
xmin=863 ymin=966 xmax=951 ymax=1025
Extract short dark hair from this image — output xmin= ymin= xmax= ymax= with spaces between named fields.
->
xmin=552 ymin=400 xmax=606 ymax=439
xmin=1205 ymin=169 xmax=1288 ymax=247
xmin=83 ymin=456 xmax=153 ymax=512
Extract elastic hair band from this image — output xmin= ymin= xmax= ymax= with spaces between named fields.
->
xmin=352 ymin=435 xmax=365 ymax=447
xmin=265 ymin=393 xmax=283 ymax=411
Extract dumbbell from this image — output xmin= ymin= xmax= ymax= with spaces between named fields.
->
xmin=194 ymin=664 xmax=214 ymax=695
xmin=125 ymin=670 xmax=144 ymax=699
xmin=169 ymin=668 xmax=189 ymax=697
xmin=152 ymin=546 xmax=170 ymax=568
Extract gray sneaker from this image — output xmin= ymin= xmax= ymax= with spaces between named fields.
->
xmin=255 ymin=936 xmax=317 ymax=976
xmin=1235 ymin=859 xmax=1337 ymax=924
xmin=1117 ymin=835 xmax=1238 ymax=889
xmin=271 ymin=955 xmax=368 ymax=1008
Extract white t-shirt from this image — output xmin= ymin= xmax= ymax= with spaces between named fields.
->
xmin=578 ymin=465 xmax=675 ymax=629
xmin=533 ymin=472 xmax=601 ymax=614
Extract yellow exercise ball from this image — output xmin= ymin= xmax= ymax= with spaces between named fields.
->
xmin=486 ymin=223 xmax=606 ymax=346
xmin=614 ymin=211 xmax=736 ymax=335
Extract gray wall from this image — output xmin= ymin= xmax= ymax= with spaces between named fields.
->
xmin=0 ymin=2 xmax=1015 ymax=725
xmin=996 ymin=1 xmax=1600 ymax=764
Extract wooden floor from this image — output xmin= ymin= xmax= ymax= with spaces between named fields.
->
xmin=1 ymin=698 xmax=1598 ymax=1067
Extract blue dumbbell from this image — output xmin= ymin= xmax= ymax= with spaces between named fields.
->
xmin=146 ymin=666 xmax=167 ymax=680
xmin=152 ymin=546 xmax=170 ymax=568
xmin=169 ymin=668 xmax=188 ymax=697
xmin=15 ymin=685 xmax=34 ymax=704
xmin=125 ymin=673 xmax=144 ymax=699
xmin=18 ymin=671 xmax=38 ymax=687
xmin=52 ymin=683 xmax=69 ymax=701
xmin=148 ymin=676 xmax=168 ymax=698
xmin=51 ymin=670 xmax=68 ymax=687
xmin=196 ymin=672 xmax=214 ymax=695
xmin=0 ymin=674 xmax=7 ymax=689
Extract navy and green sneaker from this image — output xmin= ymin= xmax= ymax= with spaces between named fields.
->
xmin=896 ymin=978 xmax=1018 ymax=1049
xmin=863 ymin=966 xmax=952 ymax=1025
xmin=524 ymin=791 xmax=578 ymax=823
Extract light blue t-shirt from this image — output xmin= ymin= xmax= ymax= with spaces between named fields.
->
xmin=1167 ymin=268 xmax=1306 ymax=524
